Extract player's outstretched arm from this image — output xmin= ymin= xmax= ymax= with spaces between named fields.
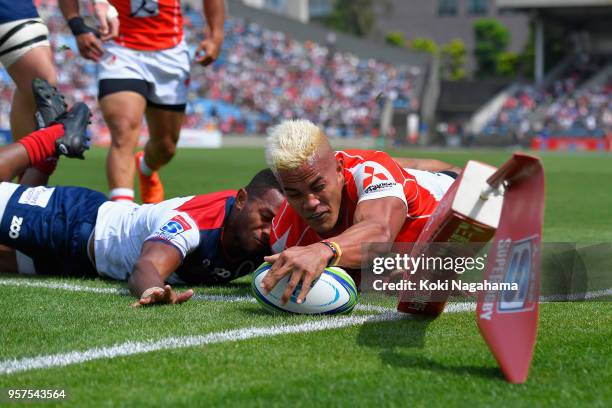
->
xmin=262 ymin=196 xmax=406 ymax=304
xmin=392 ymin=156 xmax=462 ymax=174
xmin=128 ymin=241 xmax=193 ymax=307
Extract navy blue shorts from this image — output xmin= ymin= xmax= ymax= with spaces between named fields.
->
xmin=0 ymin=183 xmax=107 ymax=277
xmin=0 ymin=0 xmax=38 ymax=24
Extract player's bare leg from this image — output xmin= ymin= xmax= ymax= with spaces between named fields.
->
xmin=136 ymin=107 xmax=184 ymax=203
xmin=0 ymin=144 xmax=31 ymax=181
xmin=100 ymin=91 xmax=146 ymax=202
xmin=7 ymin=46 xmax=58 ymax=186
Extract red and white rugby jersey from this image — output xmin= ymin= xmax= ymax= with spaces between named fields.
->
xmin=110 ymin=0 xmax=183 ymax=51
xmin=94 ymin=190 xmax=252 ymax=285
xmin=270 ymin=150 xmax=454 ymax=253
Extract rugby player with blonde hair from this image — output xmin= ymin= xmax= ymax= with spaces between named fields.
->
xmin=261 ymin=119 xmax=461 ymax=304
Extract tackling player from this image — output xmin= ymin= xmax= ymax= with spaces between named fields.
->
xmin=0 ymin=168 xmax=283 ymax=307
xmin=0 ymin=81 xmax=284 ymax=308
xmin=59 ymin=0 xmax=225 ymax=204
xmin=261 ymin=119 xmax=460 ymax=304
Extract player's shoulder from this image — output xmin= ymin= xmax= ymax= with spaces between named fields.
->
xmin=337 ymin=149 xmax=397 ymax=169
xmin=175 ymin=190 xmax=237 ymax=231
xmin=340 ymin=149 xmax=404 ymax=185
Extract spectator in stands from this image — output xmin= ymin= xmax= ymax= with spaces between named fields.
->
xmin=483 ymin=54 xmax=611 ymax=139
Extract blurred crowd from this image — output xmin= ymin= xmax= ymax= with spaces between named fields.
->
xmin=482 ymin=54 xmax=612 ymax=139
xmin=0 ymin=2 xmax=419 ymax=140
xmin=187 ymin=18 xmax=418 ymax=137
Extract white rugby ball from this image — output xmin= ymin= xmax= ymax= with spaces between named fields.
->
xmin=251 ymin=262 xmax=358 ymax=315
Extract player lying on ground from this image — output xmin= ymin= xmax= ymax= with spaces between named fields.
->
xmin=0 ymin=79 xmax=284 ymax=307
xmin=0 ymin=166 xmax=283 ymax=307
xmin=260 ymin=119 xmax=461 ymax=304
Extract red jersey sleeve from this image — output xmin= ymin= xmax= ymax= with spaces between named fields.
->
xmin=343 ymin=150 xmax=412 ymax=207
xmin=270 ymin=200 xmax=320 ymax=253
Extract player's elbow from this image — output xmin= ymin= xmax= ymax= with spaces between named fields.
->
xmin=372 ymin=222 xmax=393 ymax=243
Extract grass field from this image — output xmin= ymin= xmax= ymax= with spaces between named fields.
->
xmin=1 ymin=147 xmax=611 ymax=407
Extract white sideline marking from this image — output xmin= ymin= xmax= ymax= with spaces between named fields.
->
xmin=0 ymin=279 xmax=482 ymax=376
xmin=541 ymin=288 xmax=612 ymax=301
xmin=0 ymin=279 xmax=254 ymax=304
xmin=0 ymin=278 xmax=396 ymax=312
xmin=0 ymin=278 xmax=127 ymax=294
xmin=2 ymin=278 xmax=610 ymax=309
xmin=0 ymin=312 xmax=408 ymax=376
xmin=4 ymin=285 xmax=610 ymax=376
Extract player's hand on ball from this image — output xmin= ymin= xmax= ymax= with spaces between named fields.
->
xmin=132 ymin=285 xmax=193 ymax=307
xmin=262 ymin=244 xmax=330 ymax=305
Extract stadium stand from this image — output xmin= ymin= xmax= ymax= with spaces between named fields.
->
xmin=0 ymin=1 xmax=425 ymax=143
xmin=480 ymin=54 xmax=612 ymax=142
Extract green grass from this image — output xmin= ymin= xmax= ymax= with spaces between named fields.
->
xmin=1 ymin=147 xmax=611 ymax=407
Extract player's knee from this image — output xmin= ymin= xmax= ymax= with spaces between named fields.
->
xmin=109 ymin=134 xmax=135 ymax=152
xmin=153 ymin=138 xmax=177 ymax=160
xmin=107 ymin=115 xmax=142 ymax=138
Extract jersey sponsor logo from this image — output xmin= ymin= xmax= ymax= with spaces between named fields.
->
xmin=159 ymin=215 xmax=192 ymax=238
xmin=362 ymin=165 xmax=388 ymax=189
xmin=364 ymin=181 xmax=397 ymax=194
xmin=18 ymin=187 xmax=55 ymax=208
xmin=8 ymin=215 xmax=23 ymax=239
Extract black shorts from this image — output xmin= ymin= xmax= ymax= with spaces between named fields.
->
xmin=98 ymin=79 xmax=186 ymax=112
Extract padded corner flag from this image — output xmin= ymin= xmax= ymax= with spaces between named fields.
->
xmin=476 ymin=152 xmax=545 ymax=384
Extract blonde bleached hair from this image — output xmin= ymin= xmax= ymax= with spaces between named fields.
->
xmin=265 ymin=119 xmax=329 ymax=172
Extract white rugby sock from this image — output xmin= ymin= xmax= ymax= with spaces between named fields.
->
xmin=109 ymin=188 xmax=134 ymax=202
xmin=139 ymin=155 xmax=154 ymax=177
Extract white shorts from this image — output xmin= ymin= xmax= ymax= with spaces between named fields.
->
xmin=0 ymin=18 xmax=50 ymax=68
xmin=404 ymin=169 xmax=456 ymax=201
xmin=98 ymin=40 xmax=191 ymax=107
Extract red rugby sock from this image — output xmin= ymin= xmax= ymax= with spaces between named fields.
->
xmin=33 ymin=156 xmax=59 ymax=175
xmin=17 ymin=124 xmax=64 ymax=168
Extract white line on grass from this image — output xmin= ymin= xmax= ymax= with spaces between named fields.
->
xmin=2 ymin=278 xmax=610 ymax=311
xmin=0 ymin=312 xmax=409 ymax=376
xmin=0 ymin=278 xmax=255 ymax=304
xmin=0 ymin=278 xmax=395 ymax=312
xmin=4 ymin=284 xmax=610 ymax=376
xmin=0 ymin=278 xmax=128 ymax=295
xmin=540 ymin=288 xmax=612 ymax=301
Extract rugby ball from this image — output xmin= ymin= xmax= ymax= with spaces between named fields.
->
xmin=251 ymin=262 xmax=358 ymax=315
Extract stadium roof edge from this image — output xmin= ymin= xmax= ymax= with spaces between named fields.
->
xmin=225 ymin=0 xmax=430 ymax=70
